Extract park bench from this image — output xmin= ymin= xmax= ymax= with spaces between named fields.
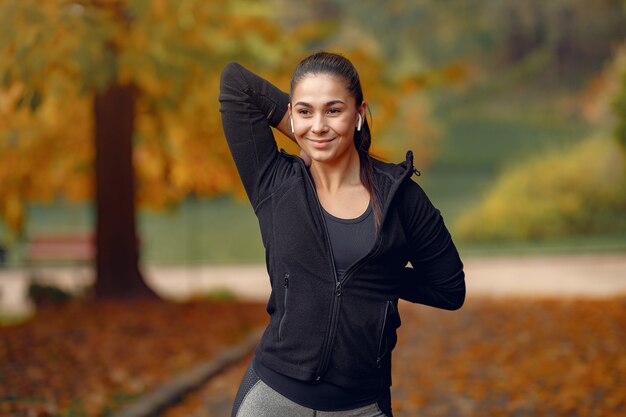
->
xmin=22 ymin=234 xmax=95 ymax=305
xmin=26 ymin=233 xmax=95 ymax=266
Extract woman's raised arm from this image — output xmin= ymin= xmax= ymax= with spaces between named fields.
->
xmin=219 ymin=62 xmax=292 ymax=207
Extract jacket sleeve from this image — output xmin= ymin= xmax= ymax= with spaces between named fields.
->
xmin=398 ymin=180 xmax=466 ymax=310
xmin=219 ymin=62 xmax=290 ymax=208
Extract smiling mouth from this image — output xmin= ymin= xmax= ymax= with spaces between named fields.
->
xmin=307 ymin=137 xmax=335 ymax=143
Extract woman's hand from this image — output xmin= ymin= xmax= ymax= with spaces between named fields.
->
xmin=299 ymin=149 xmax=312 ymax=167
xmin=276 ymin=110 xmax=312 ymax=166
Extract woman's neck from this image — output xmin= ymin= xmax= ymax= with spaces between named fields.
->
xmin=309 ymin=147 xmax=362 ymax=193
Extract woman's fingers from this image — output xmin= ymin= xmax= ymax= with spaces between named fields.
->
xmin=300 ymin=149 xmax=312 ymax=167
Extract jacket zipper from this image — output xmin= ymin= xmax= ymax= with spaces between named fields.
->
xmin=376 ymin=301 xmax=391 ymax=368
xmin=278 ymin=272 xmax=289 ymax=341
xmin=300 ymin=159 xmax=384 ymax=381
xmin=314 ymin=209 xmax=389 ymax=379
xmin=296 ymin=160 xmax=342 ymax=381
xmin=285 ymin=149 xmax=415 ymax=381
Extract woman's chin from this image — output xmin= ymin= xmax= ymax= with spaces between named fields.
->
xmin=308 ymin=151 xmax=335 ymax=164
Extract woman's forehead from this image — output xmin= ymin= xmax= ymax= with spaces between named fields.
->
xmin=292 ymin=73 xmax=354 ymax=104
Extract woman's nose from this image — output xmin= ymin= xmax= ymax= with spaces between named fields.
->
xmin=311 ymin=114 xmax=328 ymax=134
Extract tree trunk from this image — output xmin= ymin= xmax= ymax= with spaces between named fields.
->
xmin=93 ymin=83 xmax=157 ymax=299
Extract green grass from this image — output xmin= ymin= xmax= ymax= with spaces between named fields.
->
xmin=137 ymin=196 xmax=264 ymax=264
xmin=419 ymin=114 xmax=590 ymax=224
xmin=1 ymin=196 xmax=266 ymax=266
xmin=432 ymin=116 xmax=588 ymax=173
xmin=457 ymin=233 xmax=626 ymax=258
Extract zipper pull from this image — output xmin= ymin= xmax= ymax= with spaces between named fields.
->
xmin=335 ymin=281 xmax=342 ymax=297
xmin=284 ymin=273 xmax=290 ymax=288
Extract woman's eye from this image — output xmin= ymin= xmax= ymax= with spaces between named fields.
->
xmin=328 ymin=108 xmax=341 ymax=114
xmin=297 ymin=109 xmax=311 ymax=116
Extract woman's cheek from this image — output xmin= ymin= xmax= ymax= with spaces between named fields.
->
xmin=292 ymin=119 xmax=309 ymax=138
xmin=332 ymin=117 xmax=355 ymax=136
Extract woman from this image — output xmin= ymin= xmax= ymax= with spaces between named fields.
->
xmin=219 ymin=52 xmax=465 ymax=417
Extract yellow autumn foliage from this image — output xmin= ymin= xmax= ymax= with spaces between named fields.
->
xmin=456 ymin=137 xmax=626 ymax=241
xmin=0 ymin=0 xmax=437 ymax=235
xmin=0 ymin=0 xmax=307 ymax=231
xmin=0 ymin=78 xmax=93 ymax=232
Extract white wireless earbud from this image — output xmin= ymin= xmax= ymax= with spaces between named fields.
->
xmin=357 ymin=114 xmax=362 ymax=131
xmin=290 ymin=117 xmax=295 ymax=134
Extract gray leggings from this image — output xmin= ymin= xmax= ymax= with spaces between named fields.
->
xmin=231 ymin=362 xmax=391 ymax=417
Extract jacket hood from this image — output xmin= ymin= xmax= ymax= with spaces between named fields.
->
xmin=371 ymin=150 xmax=419 ymax=211
xmin=372 ymin=150 xmax=417 ymax=182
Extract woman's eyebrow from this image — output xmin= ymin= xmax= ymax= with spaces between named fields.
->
xmin=294 ymin=99 xmax=346 ymax=107
xmin=325 ymin=99 xmax=346 ymax=106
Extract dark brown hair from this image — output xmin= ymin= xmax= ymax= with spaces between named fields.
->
xmin=290 ymin=52 xmax=382 ymax=232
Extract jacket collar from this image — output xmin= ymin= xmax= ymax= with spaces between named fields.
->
xmin=372 ymin=150 xmax=417 ymax=182
xmin=280 ymin=148 xmax=418 ymax=208
xmin=371 ymin=150 xmax=419 ymax=209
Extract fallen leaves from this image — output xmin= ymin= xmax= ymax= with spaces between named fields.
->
xmin=0 ymin=299 xmax=267 ymax=416
xmin=3 ymin=296 xmax=626 ymax=417
xmin=392 ymin=296 xmax=626 ymax=417
xmin=161 ymin=295 xmax=626 ymax=417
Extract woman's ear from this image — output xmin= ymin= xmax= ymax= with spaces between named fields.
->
xmin=288 ymin=104 xmax=294 ymax=134
xmin=359 ymin=101 xmax=367 ymax=122
xmin=357 ymin=101 xmax=367 ymax=131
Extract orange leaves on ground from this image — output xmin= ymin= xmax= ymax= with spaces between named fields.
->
xmin=392 ymin=296 xmax=626 ymax=417
xmin=158 ymin=296 xmax=626 ymax=417
xmin=5 ymin=296 xmax=624 ymax=417
xmin=0 ymin=299 xmax=267 ymax=417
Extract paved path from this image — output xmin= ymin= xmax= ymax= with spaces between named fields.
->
xmin=2 ymin=253 xmax=625 ymax=316
xmin=148 ymin=253 xmax=626 ymax=300
xmin=462 ymin=253 xmax=626 ymax=298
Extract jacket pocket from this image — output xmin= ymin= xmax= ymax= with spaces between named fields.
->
xmin=376 ymin=300 xmax=399 ymax=368
xmin=278 ymin=273 xmax=289 ymax=341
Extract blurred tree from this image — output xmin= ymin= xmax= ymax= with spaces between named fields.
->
xmin=496 ymin=0 xmax=626 ymax=85
xmin=325 ymin=0 xmax=626 ymax=87
xmin=0 ymin=0 xmax=413 ymax=298
xmin=0 ymin=0 xmax=332 ymax=298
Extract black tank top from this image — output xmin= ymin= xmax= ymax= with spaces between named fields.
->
xmin=322 ymin=200 xmax=376 ymax=279
xmin=254 ymin=200 xmax=384 ymax=411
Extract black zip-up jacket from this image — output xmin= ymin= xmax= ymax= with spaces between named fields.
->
xmin=219 ymin=62 xmax=465 ymax=392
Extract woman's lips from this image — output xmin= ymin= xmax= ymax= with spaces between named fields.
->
xmin=307 ymin=137 xmax=335 ymax=148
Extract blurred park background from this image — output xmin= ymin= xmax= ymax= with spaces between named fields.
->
xmin=1 ymin=0 xmax=626 ymax=416
xmin=2 ymin=0 xmax=626 ymax=269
